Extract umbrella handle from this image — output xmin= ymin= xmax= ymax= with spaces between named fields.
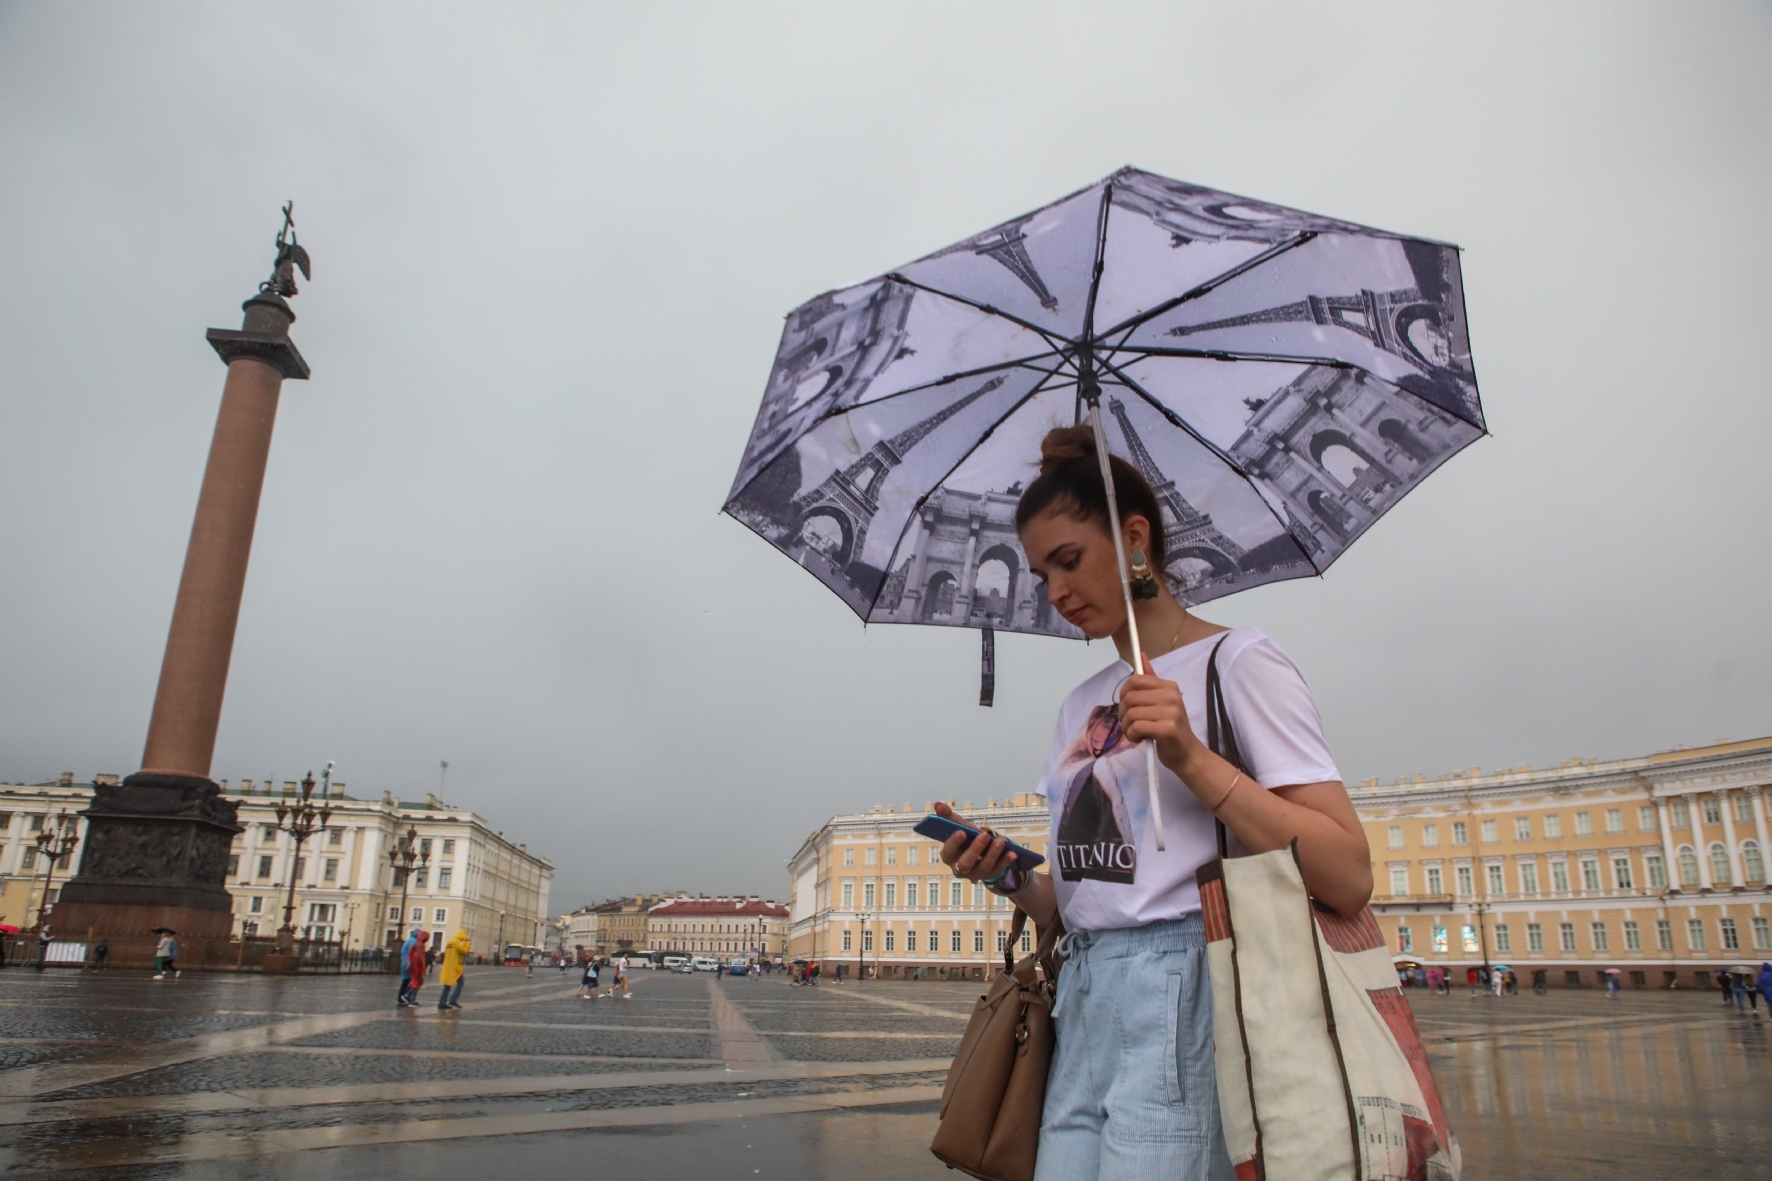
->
xmin=1087 ymin=398 xmax=1166 ymax=852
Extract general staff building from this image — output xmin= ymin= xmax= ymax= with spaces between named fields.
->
xmin=787 ymin=737 xmax=1772 ymax=985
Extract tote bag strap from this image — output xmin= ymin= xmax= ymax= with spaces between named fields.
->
xmin=1204 ymin=636 xmax=1244 ymax=859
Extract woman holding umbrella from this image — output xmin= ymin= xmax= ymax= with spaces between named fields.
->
xmin=937 ymin=426 xmax=1373 ymax=1180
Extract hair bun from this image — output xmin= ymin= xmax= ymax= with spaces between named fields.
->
xmin=1037 ymin=425 xmax=1098 ymax=476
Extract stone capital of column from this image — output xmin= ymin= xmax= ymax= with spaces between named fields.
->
xmin=205 ymin=328 xmax=310 ymax=381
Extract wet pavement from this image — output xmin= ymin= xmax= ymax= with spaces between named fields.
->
xmin=0 ymin=967 xmax=1767 ymax=1177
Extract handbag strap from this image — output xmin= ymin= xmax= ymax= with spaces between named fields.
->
xmin=1204 ymin=636 xmax=1245 ymax=860
xmin=1004 ymin=905 xmax=1065 ymax=978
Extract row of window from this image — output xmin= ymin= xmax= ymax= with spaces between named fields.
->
xmin=839 ymin=927 xmax=1034 ymax=955
xmin=241 ymin=897 xmax=451 ymax=927
xmin=11 ymin=847 xmax=72 ymax=872
xmin=840 ymin=843 xmax=968 ymax=869
xmin=227 ymin=853 xmax=456 ymax=890
xmin=246 ymin=828 xmax=462 ymax=857
xmin=1398 ymin=915 xmax=1772 ymax=956
xmin=1387 ymin=841 xmax=1767 ymax=898
xmin=1384 ymin=796 xmax=1764 ymax=852
xmin=658 ymin=940 xmax=756 ymax=952
xmin=840 ymin=878 xmax=987 ymax=910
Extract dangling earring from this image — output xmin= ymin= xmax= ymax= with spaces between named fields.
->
xmin=1128 ymin=550 xmax=1160 ymax=601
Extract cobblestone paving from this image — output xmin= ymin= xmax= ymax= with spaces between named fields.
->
xmin=1 ymin=967 xmax=1768 ymax=1178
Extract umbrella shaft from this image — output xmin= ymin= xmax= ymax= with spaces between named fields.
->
xmin=1087 ymin=397 xmax=1166 ymax=851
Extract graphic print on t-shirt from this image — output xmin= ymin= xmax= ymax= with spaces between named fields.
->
xmin=1053 ymin=705 xmax=1140 ymax=883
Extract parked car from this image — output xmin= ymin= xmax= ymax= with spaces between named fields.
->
xmin=690 ymin=956 xmax=720 ymax=972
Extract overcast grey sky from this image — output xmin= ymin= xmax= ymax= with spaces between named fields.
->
xmin=2 ymin=3 xmax=1769 ymax=910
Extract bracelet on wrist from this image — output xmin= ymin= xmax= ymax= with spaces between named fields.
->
xmin=1209 ymin=771 xmax=1244 ymax=812
xmin=983 ymin=864 xmax=1023 ymax=896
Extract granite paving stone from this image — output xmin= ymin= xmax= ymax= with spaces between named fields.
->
xmin=4 ymin=968 xmax=1770 ymax=1178
xmin=40 ymin=1050 xmax=711 ymax=1100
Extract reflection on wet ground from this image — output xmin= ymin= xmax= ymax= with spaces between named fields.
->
xmin=0 ymin=968 xmax=1766 ymax=1177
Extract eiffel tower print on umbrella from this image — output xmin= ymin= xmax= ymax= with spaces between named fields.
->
xmin=726 ymin=166 xmax=1484 ymax=656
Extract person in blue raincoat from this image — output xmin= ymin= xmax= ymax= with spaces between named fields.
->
xmin=397 ymin=930 xmax=419 ymax=1007
xmin=1758 ymin=963 xmax=1772 ymax=1011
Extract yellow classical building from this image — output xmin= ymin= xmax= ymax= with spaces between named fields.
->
xmin=786 ymin=795 xmax=1049 ymax=979
xmin=787 ymin=738 xmax=1772 ymax=987
xmin=1356 ymin=737 xmax=1772 ymax=988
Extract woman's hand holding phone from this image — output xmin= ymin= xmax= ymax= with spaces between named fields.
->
xmin=934 ymin=802 xmax=1018 ymax=883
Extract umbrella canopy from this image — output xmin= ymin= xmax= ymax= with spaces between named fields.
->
xmin=150 ymin=927 xmax=177 ymax=935
xmin=726 ymin=166 xmax=1483 ymax=638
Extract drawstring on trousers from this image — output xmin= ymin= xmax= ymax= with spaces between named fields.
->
xmin=1052 ymin=930 xmax=1095 ymax=1017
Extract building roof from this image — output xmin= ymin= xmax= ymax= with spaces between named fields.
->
xmin=649 ymin=894 xmax=786 ymax=919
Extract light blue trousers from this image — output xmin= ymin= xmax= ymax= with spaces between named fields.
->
xmin=1034 ymin=915 xmax=1235 ymax=1181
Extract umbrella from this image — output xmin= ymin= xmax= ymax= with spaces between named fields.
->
xmin=0 ymin=925 xmax=19 ymax=935
xmin=1603 ymin=967 xmax=1622 ymax=975
xmin=1728 ymin=965 xmax=1757 ymax=975
xmin=727 ymin=167 xmax=1483 ymax=842
xmin=150 ymin=927 xmax=177 ymax=935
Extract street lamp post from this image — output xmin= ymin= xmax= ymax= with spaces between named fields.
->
xmin=855 ymin=910 xmax=874 ymax=981
xmin=271 ymin=772 xmax=332 ymax=956
xmin=31 ymin=812 xmax=81 ymax=929
xmin=386 ymin=826 xmax=427 ymax=948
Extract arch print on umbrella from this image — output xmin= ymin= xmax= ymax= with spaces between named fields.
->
xmin=725 ymin=166 xmax=1484 ymax=647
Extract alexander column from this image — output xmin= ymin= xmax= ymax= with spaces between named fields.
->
xmin=54 ymin=208 xmax=313 ymax=957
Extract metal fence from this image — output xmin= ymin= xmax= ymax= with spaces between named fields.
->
xmin=0 ymin=933 xmax=399 ymax=973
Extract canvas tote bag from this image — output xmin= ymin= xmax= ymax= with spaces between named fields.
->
xmin=1197 ymin=639 xmax=1462 ymax=1181
xmin=930 ymin=906 xmax=1061 ymax=1181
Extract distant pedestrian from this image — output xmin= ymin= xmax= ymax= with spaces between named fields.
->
xmin=1467 ymin=966 xmax=1480 ymax=997
xmin=613 ymin=954 xmax=630 ymax=999
xmin=577 ymin=957 xmax=600 ymax=999
xmin=438 ymin=930 xmax=471 ymax=1011
xmin=93 ymin=939 xmax=109 ymax=971
xmin=1718 ymin=969 xmax=1733 ymax=1005
xmin=1757 ymin=963 xmax=1772 ymax=1012
xmin=397 ymin=931 xmax=418 ymax=1006
xmin=402 ymin=931 xmax=430 ymax=1006
xmin=1504 ymin=969 xmax=1517 ymax=996
xmin=153 ymin=932 xmax=176 ymax=979
xmin=1604 ymin=971 xmax=1621 ymax=1000
xmin=809 ymin=961 xmax=820 ymax=987
xmin=1733 ymin=973 xmax=1750 ymax=1014
xmin=1533 ymin=968 xmax=1548 ymax=995
xmin=37 ymin=926 xmax=52 ymax=972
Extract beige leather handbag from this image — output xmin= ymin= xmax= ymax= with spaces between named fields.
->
xmin=929 ymin=906 xmax=1062 ymax=1181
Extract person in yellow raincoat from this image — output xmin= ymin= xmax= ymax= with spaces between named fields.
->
xmin=437 ymin=929 xmax=471 ymax=1011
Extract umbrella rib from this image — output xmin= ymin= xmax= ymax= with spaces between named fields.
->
xmin=884 ymin=273 xmax=1075 ymax=352
xmin=1095 ymin=232 xmax=1318 ymax=345
xmin=861 ymin=369 xmax=1078 ymax=623
xmin=1093 ymin=354 xmax=1323 ymax=578
xmin=1100 ymin=343 xmax=1356 ymax=368
xmin=798 ymin=352 xmax=1072 ymax=428
xmin=1104 ymin=344 xmax=1485 ymax=433
xmin=1081 ymin=182 xmax=1113 ymax=344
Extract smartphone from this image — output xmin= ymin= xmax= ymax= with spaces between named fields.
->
xmin=913 ymin=813 xmax=1046 ymax=871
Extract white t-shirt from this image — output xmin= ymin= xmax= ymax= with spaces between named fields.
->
xmin=1034 ymin=627 xmax=1340 ymax=932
